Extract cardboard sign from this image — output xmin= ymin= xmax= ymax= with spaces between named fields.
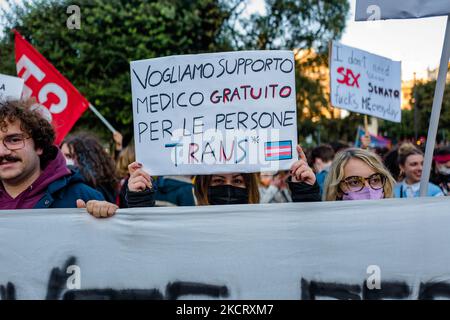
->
xmin=1 ymin=197 xmax=450 ymax=300
xmin=330 ymin=42 xmax=402 ymax=123
xmin=0 ymin=73 xmax=24 ymax=101
xmin=130 ymin=51 xmax=298 ymax=176
xmin=355 ymin=0 xmax=450 ymax=21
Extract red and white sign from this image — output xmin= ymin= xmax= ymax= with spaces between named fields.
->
xmin=14 ymin=31 xmax=89 ymax=144
xmin=330 ymin=41 xmax=402 ymax=123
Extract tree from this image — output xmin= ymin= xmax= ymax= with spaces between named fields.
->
xmin=0 ymin=0 xmax=350 ymax=145
xmin=379 ymin=79 xmax=450 ymax=145
xmin=225 ymin=0 xmax=350 ymax=144
xmin=0 ymin=0 xmax=232 ymax=143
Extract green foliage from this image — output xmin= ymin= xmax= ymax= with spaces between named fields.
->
xmin=0 ymin=0 xmax=350 ymax=144
xmin=0 ymin=0 xmax=232 ymax=142
xmin=379 ymin=80 xmax=450 ymax=144
xmin=225 ymin=0 xmax=350 ymax=144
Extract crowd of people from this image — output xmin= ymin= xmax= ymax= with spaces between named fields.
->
xmin=0 ymin=99 xmax=448 ymax=218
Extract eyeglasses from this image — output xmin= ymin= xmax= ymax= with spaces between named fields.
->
xmin=1 ymin=134 xmax=32 ymax=151
xmin=339 ymin=173 xmax=386 ymax=193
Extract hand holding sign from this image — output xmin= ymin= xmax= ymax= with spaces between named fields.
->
xmin=290 ymin=145 xmax=316 ymax=186
xmin=128 ymin=162 xmax=153 ymax=192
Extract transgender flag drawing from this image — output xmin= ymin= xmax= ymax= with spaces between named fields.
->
xmin=264 ymin=141 xmax=293 ymax=161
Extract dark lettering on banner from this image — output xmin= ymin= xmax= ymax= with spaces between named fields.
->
xmin=0 ymin=257 xmax=231 ymax=300
xmin=362 ymin=280 xmax=410 ymax=300
xmin=6 ymin=256 xmax=450 ymax=300
xmin=300 ymin=278 xmax=362 ymax=300
xmin=0 ymin=282 xmax=16 ymax=300
xmin=63 ymin=289 xmax=164 ymax=300
xmin=418 ymin=282 xmax=450 ymax=300
xmin=165 ymin=281 xmax=229 ymax=300
xmin=46 ymin=256 xmax=77 ymax=300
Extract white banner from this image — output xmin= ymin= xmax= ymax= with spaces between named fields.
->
xmin=130 ymin=51 xmax=298 ymax=176
xmin=0 ymin=73 xmax=24 ymax=101
xmin=330 ymin=42 xmax=402 ymax=122
xmin=1 ymin=197 xmax=450 ymax=300
xmin=355 ymin=0 xmax=450 ymax=21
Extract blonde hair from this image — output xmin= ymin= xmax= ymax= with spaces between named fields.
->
xmin=323 ymin=148 xmax=396 ymax=201
xmin=398 ymin=142 xmax=423 ymax=166
xmin=115 ymin=143 xmax=135 ymax=178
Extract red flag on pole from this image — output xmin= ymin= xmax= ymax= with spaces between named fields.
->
xmin=14 ymin=30 xmax=89 ymax=145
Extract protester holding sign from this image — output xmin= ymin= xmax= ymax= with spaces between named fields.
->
xmin=125 ymin=145 xmax=320 ymax=207
xmin=130 ymin=51 xmax=299 ymax=177
xmin=394 ymin=143 xmax=444 ymax=198
xmin=323 ymin=148 xmax=396 ymax=201
xmin=0 ymin=100 xmax=117 ymax=217
xmin=194 ymin=173 xmax=260 ymax=205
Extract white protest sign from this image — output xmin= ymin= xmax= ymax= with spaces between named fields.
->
xmin=355 ymin=0 xmax=450 ymax=21
xmin=0 ymin=73 xmax=24 ymax=101
xmin=330 ymin=42 xmax=402 ymax=123
xmin=130 ymin=51 xmax=298 ymax=176
xmin=1 ymin=197 xmax=450 ymax=300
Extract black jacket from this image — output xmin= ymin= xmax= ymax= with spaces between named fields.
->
xmin=287 ymin=179 xmax=322 ymax=202
xmin=125 ymin=186 xmax=156 ymax=208
xmin=125 ymin=179 xmax=321 ymax=207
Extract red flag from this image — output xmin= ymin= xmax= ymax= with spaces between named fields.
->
xmin=14 ymin=30 xmax=89 ymax=145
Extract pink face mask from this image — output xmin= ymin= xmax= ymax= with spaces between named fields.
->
xmin=342 ymin=187 xmax=384 ymax=201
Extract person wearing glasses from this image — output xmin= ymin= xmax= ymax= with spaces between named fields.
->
xmin=0 ymin=100 xmax=117 ymax=217
xmin=323 ymin=148 xmax=396 ymax=201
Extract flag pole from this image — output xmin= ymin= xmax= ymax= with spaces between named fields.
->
xmin=420 ymin=14 xmax=450 ymax=197
xmin=88 ymin=103 xmax=117 ymax=134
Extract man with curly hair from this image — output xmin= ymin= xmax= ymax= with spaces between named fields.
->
xmin=0 ymin=100 xmax=118 ymax=217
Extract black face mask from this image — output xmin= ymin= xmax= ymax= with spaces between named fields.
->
xmin=207 ymin=185 xmax=249 ymax=205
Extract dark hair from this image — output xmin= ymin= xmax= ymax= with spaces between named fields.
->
xmin=434 ymin=146 xmax=450 ymax=158
xmin=0 ymin=99 xmax=56 ymax=169
xmin=329 ymin=141 xmax=349 ymax=154
xmin=383 ymin=148 xmax=400 ymax=181
xmin=311 ymin=144 xmax=335 ymax=163
xmin=62 ymin=132 xmax=118 ymax=189
xmin=194 ymin=173 xmax=260 ymax=205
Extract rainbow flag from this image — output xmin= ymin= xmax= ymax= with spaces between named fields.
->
xmin=355 ymin=127 xmax=392 ymax=149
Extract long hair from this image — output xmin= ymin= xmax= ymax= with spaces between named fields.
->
xmin=194 ymin=173 xmax=260 ymax=205
xmin=116 ymin=142 xmax=135 ymax=179
xmin=323 ymin=148 xmax=396 ymax=201
xmin=63 ymin=132 xmax=118 ymax=189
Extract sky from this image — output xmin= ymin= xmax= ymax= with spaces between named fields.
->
xmin=246 ymin=0 xmax=448 ymax=80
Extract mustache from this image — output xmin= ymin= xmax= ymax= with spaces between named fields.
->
xmin=0 ymin=155 xmax=21 ymax=163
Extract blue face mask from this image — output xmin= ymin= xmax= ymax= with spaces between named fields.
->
xmin=342 ymin=187 xmax=384 ymax=201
